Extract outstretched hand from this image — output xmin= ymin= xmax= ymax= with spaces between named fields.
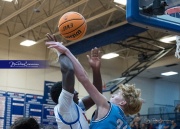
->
xmin=45 ymin=33 xmax=68 ymax=54
xmin=87 ymin=47 xmax=101 ymax=69
xmin=46 ymin=33 xmax=57 ymax=42
xmin=45 ymin=41 xmax=68 ymax=54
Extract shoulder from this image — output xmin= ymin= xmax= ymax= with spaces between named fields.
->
xmin=54 ymin=104 xmax=58 ymax=111
xmin=111 ymin=102 xmax=124 ymax=115
xmin=53 ymin=105 xmax=59 ymax=117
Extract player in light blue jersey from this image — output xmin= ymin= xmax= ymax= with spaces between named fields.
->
xmin=90 ymin=84 xmax=141 ymax=129
xmin=45 ymin=41 xmax=143 ymax=129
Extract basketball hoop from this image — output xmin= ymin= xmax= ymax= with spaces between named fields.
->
xmin=165 ymin=6 xmax=180 ymax=16
xmin=165 ymin=6 xmax=180 ymax=59
xmin=175 ymin=36 xmax=180 ymax=59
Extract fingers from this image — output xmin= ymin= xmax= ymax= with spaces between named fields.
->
xmin=45 ymin=42 xmax=55 ymax=45
xmin=46 ymin=33 xmax=57 ymax=41
xmin=45 ymin=41 xmax=63 ymax=45
xmin=91 ymin=48 xmax=97 ymax=57
xmin=86 ymin=55 xmax=90 ymax=60
xmin=47 ymin=44 xmax=59 ymax=49
xmin=91 ymin=47 xmax=100 ymax=57
xmin=98 ymin=49 xmax=101 ymax=58
xmin=46 ymin=33 xmax=54 ymax=41
xmin=53 ymin=34 xmax=57 ymax=42
xmin=45 ymin=42 xmax=61 ymax=50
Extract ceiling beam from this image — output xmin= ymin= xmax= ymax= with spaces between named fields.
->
xmin=86 ymin=8 xmax=117 ymax=22
xmin=0 ymin=0 xmax=39 ymax=25
xmin=9 ymin=0 xmax=88 ymax=39
xmin=0 ymin=2 xmax=5 ymax=20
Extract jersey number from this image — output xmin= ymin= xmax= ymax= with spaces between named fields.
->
xmin=116 ymin=119 xmax=127 ymax=129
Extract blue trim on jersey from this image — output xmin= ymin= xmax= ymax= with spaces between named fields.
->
xmin=91 ymin=102 xmax=113 ymax=123
xmin=57 ymin=104 xmax=80 ymax=125
xmin=57 ymin=104 xmax=83 ymax=129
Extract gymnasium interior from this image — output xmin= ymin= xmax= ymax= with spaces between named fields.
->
xmin=0 ymin=0 xmax=179 ymax=128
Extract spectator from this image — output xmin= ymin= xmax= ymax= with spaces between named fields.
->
xmin=126 ymin=115 xmax=134 ymax=125
xmin=174 ymin=104 xmax=180 ymax=113
xmin=152 ymin=120 xmax=159 ymax=129
xmin=141 ymin=123 xmax=146 ymax=129
xmin=134 ymin=113 xmax=141 ymax=125
xmin=133 ymin=121 xmax=141 ymax=129
xmin=164 ymin=120 xmax=171 ymax=129
xmin=11 ymin=117 xmax=40 ymax=129
xmin=157 ymin=119 xmax=165 ymax=129
xmin=146 ymin=120 xmax=152 ymax=129
xmin=170 ymin=120 xmax=179 ymax=129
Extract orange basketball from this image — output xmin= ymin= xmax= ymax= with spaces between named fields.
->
xmin=58 ymin=12 xmax=87 ymax=41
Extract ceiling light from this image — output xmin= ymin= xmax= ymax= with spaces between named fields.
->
xmin=20 ymin=40 xmax=36 ymax=47
xmin=161 ymin=71 xmax=178 ymax=76
xmin=159 ymin=35 xmax=176 ymax=43
xmin=114 ymin=0 xmax=127 ymax=5
xmin=2 ymin=0 xmax=13 ymax=2
xmin=101 ymin=53 xmax=119 ymax=59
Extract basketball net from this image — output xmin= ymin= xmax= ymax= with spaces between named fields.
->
xmin=175 ymin=35 xmax=180 ymax=59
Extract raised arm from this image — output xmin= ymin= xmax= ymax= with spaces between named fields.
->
xmin=46 ymin=33 xmax=75 ymax=93
xmin=87 ymin=47 xmax=102 ymax=93
xmin=59 ymin=54 xmax=75 ymax=93
xmin=81 ymin=47 xmax=102 ymax=110
xmin=45 ymin=41 xmax=109 ymax=110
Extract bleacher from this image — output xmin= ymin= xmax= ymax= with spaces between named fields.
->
xmin=127 ymin=101 xmax=180 ymax=128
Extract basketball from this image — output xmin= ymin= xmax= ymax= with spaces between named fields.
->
xmin=58 ymin=12 xmax=87 ymax=41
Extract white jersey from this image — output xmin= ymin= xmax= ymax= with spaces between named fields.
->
xmin=54 ymin=89 xmax=89 ymax=129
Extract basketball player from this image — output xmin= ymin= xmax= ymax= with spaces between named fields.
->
xmin=46 ymin=34 xmax=102 ymax=129
xmin=10 ymin=117 xmax=40 ymax=129
xmin=45 ymin=41 xmax=143 ymax=129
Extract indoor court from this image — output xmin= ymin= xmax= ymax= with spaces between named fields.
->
xmin=0 ymin=0 xmax=179 ymax=128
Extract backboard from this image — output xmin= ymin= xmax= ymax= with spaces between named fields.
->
xmin=103 ymin=77 xmax=126 ymax=92
xmin=126 ymin=0 xmax=180 ymax=35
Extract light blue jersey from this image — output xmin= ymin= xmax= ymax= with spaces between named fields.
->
xmin=90 ymin=103 xmax=131 ymax=129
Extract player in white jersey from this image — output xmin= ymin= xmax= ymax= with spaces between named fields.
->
xmin=46 ymin=34 xmax=102 ymax=129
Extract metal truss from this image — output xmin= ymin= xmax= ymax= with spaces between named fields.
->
xmin=110 ymin=36 xmax=175 ymax=94
xmin=119 ymin=36 xmax=175 ymax=83
xmin=0 ymin=0 xmax=126 ymax=45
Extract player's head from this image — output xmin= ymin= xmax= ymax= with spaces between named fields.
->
xmin=171 ymin=120 xmax=177 ymax=125
xmin=159 ymin=118 xmax=163 ymax=123
xmin=11 ymin=117 xmax=40 ymax=129
xmin=50 ymin=81 xmax=62 ymax=104
xmin=110 ymin=84 xmax=142 ymax=115
xmin=50 ymin=81 xmax=79 ymax=104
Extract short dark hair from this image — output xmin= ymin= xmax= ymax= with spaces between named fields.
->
xmin=11 ymin=117 xmax=40 ymax=129
xmin=50 ymin=81 xmax=62 ymax=104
